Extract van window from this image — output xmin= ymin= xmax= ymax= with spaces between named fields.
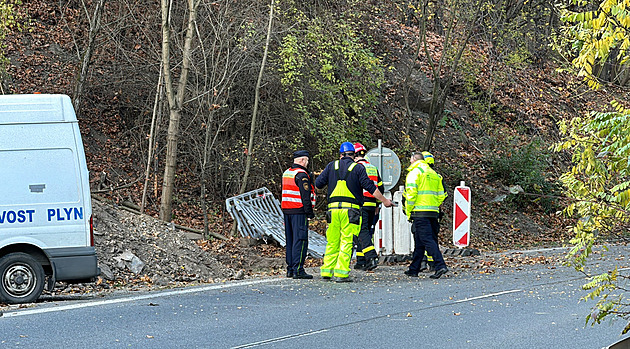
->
xmin=0 ymin=148 xmax=80 ymax=206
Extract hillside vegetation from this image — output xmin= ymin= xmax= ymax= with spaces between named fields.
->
xmin=2 ymin=0 xmax=627 ymax=251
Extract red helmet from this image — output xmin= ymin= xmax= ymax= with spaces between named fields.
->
xmin=353 ymin=143 xmax=366 ymax=153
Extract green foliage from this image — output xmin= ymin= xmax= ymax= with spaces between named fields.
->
xmin=489 ymin=138 xmax=560 ymax=212
xmin=477 ymin=0 xmax=553 ymax=65
xmin=554 ymin=101 xmax=630 ymax=331
xmin=553 ymin=0 xmax=630 ymax=331
xmin=0 ymin=0 xmax=20 ymax=79
xmin=276 ymin=1 xmax=385 ymax=159
xmin=555 ymin=0 xmax=630 ymax=88
xmin=580 ymin=267 xmax=627 ymax=332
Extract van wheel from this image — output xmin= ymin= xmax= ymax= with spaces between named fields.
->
xmin=0 ymin=253 xmax=45 ymax=304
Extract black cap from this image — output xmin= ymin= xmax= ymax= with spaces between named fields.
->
xmin=292 ymin=150 xmax=310 ymax=158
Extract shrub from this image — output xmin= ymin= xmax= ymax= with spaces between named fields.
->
xmin=489 ymin=138 xmax=560 ymax=212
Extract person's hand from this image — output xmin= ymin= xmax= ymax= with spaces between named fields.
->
xmin=383 ymin=199 xmax=394 ymax=207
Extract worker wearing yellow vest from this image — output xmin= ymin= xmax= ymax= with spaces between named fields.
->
xmin=281 ymin=150 xmax=316 ymax=279
xmin=403 ymin=151 xmax=449 ymax=279
xmin=352 ymin=142 xmax=384 ymax=271
xmin=419 ymin=151 xmax=436 ymax=271
xmin=315 ymin=142 xmax=394 ymax=282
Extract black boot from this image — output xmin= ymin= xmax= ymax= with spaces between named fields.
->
xmin=429 ymin=268 xmax=448 ymax=279
xmin=364 ymin=257 xmax=378 ymax=271
xmin=293 ymin=271 xmax=314 ymax=279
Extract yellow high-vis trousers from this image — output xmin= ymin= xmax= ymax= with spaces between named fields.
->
xmin=320 ymin=208 xmax=361 ymax=279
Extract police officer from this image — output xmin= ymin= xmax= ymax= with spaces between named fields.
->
xmin=403 ymin=152 xmax=449 ymax=279
xmin=352 ymin=142 xmax=384 ymax=271
xmin=315 ymin=142 xmax=393 ymax=282
xmin=281 ymin=150 xmax=316 ymax=279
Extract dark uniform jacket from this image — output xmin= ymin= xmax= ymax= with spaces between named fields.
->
xmin=315 ymin=156 xmax=377 ymax=206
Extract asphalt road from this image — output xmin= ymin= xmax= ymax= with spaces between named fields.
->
xmin=1 ymin=246 xmax=629 ymax=348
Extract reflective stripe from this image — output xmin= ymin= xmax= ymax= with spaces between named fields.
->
xmin=358 ymin=159 xmax=380 ymax=199
xmin=356 ymin=251 xmax=364 ymax=257
xmin=363 ymin=202 xmax=377 ymax=207
xmin=281 ymin=167 xmax=316 ymax=209
xmin=417 ymin=190 xmax=444 ymax=195
xmin=334 ymin=269 xmax=350 ymax=276
xmin=283 ymin=198 xmax=302 ymax=203
xmin=404 ymin=159 xmax=447 ymax=216
xmin=362 ymin=245 xmax=375 ymax=253
xmin=320 ymin=268 xmax=333 ymax=277
xmin=328 ymin=202 xmax=360 ymax=209
xmin=413 ymin=205 xmax=440 ymax=211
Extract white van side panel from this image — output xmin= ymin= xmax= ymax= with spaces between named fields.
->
xmin=0 ymin=94 xmax=96 ymax=284
xmin=0 ymin=148 xmax=80 ymax=204
xmin=0 ymin=123 xmax=88 ymax=248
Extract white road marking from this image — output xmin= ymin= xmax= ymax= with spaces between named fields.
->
xmin=1 ymin=278 xmax=278 ymax=318
xmin=454 ymin=289 xmax=522 ymax=303
xmin=233 ymin=288 xmax=523 ymax=348
xmin=231 ymin=329 xmax=329 ymax=349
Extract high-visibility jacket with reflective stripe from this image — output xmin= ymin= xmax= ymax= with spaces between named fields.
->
xmin=404 ymin=160 xmax=447 ymax=218
xmin=281 ymin=167 xmax=316 ymax=209
xmin=356 ymin=159 xmax=382 ymax=207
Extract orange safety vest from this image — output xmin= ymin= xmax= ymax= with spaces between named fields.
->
xmin=357 ymin=159 xmax=380 ymax=200
xmin=281 ymin=167 xmax=316 ymax=209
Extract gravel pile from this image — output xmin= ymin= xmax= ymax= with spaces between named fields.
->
xmin=90 ymin=200 xmax=237 ymax=287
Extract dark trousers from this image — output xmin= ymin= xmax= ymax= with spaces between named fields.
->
xmin=354 ymin=207 xmax=378 ymax=265
xmin=284 ymin=214 xmax=309 ymax=274
xmin=409 ymin=217 xmax=446 ymax=273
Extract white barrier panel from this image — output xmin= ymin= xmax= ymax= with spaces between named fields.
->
xmin=393 ymin=189 xmax=413 ymax=255
xmin=374 ymin=191 xmax=393 ymax=255
xmin=374 ymin=189 xmax=415 ymax=256
xmin=453 ymin=181 xmax=471 ymax=247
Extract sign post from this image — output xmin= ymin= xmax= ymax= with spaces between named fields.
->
xmin=453 ymin=181 xmax=471 ymax=248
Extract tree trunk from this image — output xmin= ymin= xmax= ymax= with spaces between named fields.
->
xmin=419 ymin=0 xmax=478 ymax=151
xmin=141 ymin=63 xmax=163 ymax=213
xmin=159 ymin=0 xmax=200 ymax=221
xmin=238 ymin=0 xmax=275 ymax=195
xmin=72 ymin=0 xmax=106 ymax=115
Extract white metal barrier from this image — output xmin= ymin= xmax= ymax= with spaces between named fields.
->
xmin=374 ymin=187 xmax=414 ymax=256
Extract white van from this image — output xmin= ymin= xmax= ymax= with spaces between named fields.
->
xmin=0 ymin=94 xmax=98 ymax=304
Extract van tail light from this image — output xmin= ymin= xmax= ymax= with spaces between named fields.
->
xmin=90 ymin=215 xmax=94 ymax=246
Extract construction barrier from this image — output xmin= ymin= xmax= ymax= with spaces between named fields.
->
xmin=453 ymin=181 xmax=471 ymax=248
xmin=225 ymin=187 xmax=327 ymax=258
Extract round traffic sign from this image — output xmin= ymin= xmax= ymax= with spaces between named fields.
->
xmin=365 ymin=147 xmax=401 ymax=192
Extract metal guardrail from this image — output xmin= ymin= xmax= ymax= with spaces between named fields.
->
xmin=226 ymin=187 xmax=326 ymax=258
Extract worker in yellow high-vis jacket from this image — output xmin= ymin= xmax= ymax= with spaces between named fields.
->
xmin=315 ymin=142 xmax=393 ymax=282
xmin=403 ymin=151 xmax=449 ymax=279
